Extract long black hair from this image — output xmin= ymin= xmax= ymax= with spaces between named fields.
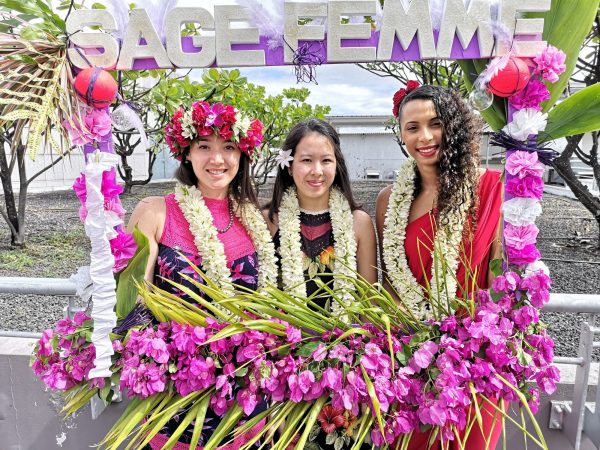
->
xmin=175 ymin=142 xmax=259 ymax=210
xmin=266 ymin=118 xmax=360 ymax=222
xmin=397 ymin=85 xmax=481 ymax=225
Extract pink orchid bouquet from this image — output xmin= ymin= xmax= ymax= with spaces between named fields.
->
xmin=32 ymin=259 xmax=556 ymax=450
xmin=31 ymin=312 xmax=106 ymax=393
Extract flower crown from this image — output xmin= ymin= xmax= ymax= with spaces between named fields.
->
xmin=164 ymin=101 xmax=264 ymax=160
xmin=392 ymin=80 xmax=421 ymax=117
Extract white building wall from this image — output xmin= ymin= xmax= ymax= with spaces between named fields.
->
xmin=339 ymin=133 xmax=406 ymax=180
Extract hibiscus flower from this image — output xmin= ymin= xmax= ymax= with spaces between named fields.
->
xmin=317 ymin=404 xmax=346 ymax=433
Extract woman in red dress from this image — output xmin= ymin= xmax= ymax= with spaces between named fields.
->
xmin=375 ymin=84 xmax=503 ymax=450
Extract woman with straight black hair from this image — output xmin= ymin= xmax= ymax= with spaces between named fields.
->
xmin=264 ymin=118 xmax=377 ymax=316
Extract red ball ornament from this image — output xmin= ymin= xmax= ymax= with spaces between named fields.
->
xmin=74 ymin=67 xmax=118 ymax=108
xmin=488 ymin=57 xmax=531 ymax=97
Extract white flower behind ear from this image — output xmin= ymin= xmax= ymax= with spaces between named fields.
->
xmin=275 ymin=149 xmax=294 ymax=169
xmin=503 ymin=108 xmax=548 ymax=141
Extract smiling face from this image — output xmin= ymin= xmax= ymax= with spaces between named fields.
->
xmin=289 ymin=132 xmax=337 ymax=210
xmin=399 ymin=99 xmax=444 ymax=169
xmin=187 ymin=133 xmax=241 ymax=199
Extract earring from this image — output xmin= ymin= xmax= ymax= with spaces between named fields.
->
xmin=183 ymin=159 xmax=191 ymax=165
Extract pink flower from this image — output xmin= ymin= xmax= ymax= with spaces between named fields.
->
xmin=507 ymin=244 xmax=541 ymax=266
xmin=411 ymin=341 xmax=438 ymax=370
xmin=110 ymin=229 xmax=137 ymax=272
xmin=492 ymin=271 xmax=521 ymax=292
xmin=237 ymin=387 xmax=259 ymax=415
xmin=509 ymin=79 xmax=550 ymax=111
xmin=505 ymin=151 xmax=545 ymax=179
xmin=534 ymin=46 xmax=566 ymax=83
xmin=37 ymin=329 xmax=55 ymax=357
xmin=321 ymin=367 xmax=343 ymax=391
xmin=63 ymin=108 xmax=112 ymax=145
xmin=521 ymin=270 xmax=552 ymax=307
xmin=311 ymin=343 xmax=327 ymax=362
xmin=506 ymin=176 xmax=544 ymax=200
xmin=285 ymin=326 xmax=302 ymax=345
xmin=504 ymin=223 xmax=539 ymax=251
xmin=513 ymin=305 xmax=539 ymax=330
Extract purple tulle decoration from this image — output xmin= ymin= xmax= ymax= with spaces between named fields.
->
xmin=291 ymin=41 xmax=324 ymax=84
xmin=490 ymin=130 xmax=559 ymax=165
xmin=113 ymin=303 xmax=153 ymax=336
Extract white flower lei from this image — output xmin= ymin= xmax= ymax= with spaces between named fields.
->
xmin=382 ymin=160 xmax=471 ymax=320
xmin=278 ymin=187 xmax=357 ymax=321
xmin=174 ymin=183 xmax=278 ymax=298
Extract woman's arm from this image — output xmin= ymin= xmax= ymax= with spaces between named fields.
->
xmin=352 ymin=209 xmax=377 ymax=284
xmin=126 ymin=196 xmax=166 ymax=282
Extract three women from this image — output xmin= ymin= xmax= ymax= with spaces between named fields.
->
xmin=128 ymin=84 xmax=502 ymax=449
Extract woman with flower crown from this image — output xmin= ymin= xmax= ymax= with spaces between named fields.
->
xmin=127 ymin=100 xmax=278 ymax=450
xmin=375 ymin=84 xmax=504 ymax=450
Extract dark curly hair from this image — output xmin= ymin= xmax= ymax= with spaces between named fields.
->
xmin=397 ymin=85 xmax=482 ymax=226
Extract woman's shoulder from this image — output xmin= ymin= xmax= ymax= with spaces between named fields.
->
xmin=479 ymin=167 xmax=502 ymax=183
xmin=352 ymin=208 xmax=372 ymax=224
xmin=133 ymin=196 xmax=167 ymax=213
xmin=376 ymin=184 xmax=393 ymax=202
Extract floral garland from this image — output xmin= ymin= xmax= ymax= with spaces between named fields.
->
xmin=278 ymin=187 xmax=357 ymax=320
xmin=165 ymin=101 xmax=264 ymax=160
xmin=174 ymin=183 xmax=277 ymax=298
xmin=382 ymin=159 xmax=472 ymax=320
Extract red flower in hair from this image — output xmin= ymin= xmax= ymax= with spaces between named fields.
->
xmin=392 ymin=80 xmax=421 ymax=116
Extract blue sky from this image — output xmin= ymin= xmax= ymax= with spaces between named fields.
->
xmin=237 ymin=64 xmax=401 ymax=116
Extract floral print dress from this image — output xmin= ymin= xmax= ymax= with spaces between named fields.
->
xmin=149 ymin=194 xmax=265 ymax=449
xmin=274 ymin=210 xmax=336 ymax=309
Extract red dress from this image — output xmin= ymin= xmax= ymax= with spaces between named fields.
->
xmin=402 ymin=169 xmax=504 ymax=450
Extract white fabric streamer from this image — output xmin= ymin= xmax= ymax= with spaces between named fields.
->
xmin=68 ymin=265 xmax=93 ymax=307
xmin=85 ymin=151 xmax=121 ymax=379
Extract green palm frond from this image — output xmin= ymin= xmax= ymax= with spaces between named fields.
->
xmin=0 ymin=12 xmax=76 ymax=159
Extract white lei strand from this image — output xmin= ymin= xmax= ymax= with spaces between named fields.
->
xmin=278 ymin=187 xmax=357 ymax=321
xmin=174 ymin=183 xmax=277 ymax=297
xmin=382 ymin=160 xmax=470 ymax=320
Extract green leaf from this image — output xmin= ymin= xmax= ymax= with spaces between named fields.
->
xmin=541 ymin=82 xmax=600 ymax=142
xmin=457 ymin=59 xmax=507 ymax=130
xmin=527 ymin=0 xmax=599 ymax=112
xmin=296 ymin=340 xmax=321 ymax=357
xmin=115 ymin=226 xmax=149 ymax=319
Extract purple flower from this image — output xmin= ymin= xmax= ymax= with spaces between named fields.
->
xmin=504 ymin=223 xmax=539 ymax=251
xmin=509 ymin=79 xmax=550 ymax=111
xmin=492 ymin=271 xmax=521 ymax=293
xmin=534 ymin=46 xmax=566 ymax=83
xmin=63 ymin=107 xmax=112 ymax=145
xmin=110 ymin=230 xmax=137 ymax=272
xmin=286 ymin=326 xmax=302 ymax=345
xmin=505 ymin=151 xmax=545 ymax=179
xmin=513 ymin=306 xmax=539 ymax=330
xmin=328 ymin=344 xmax=353 ymax=364
xmin=506 ymin=175 xmax=544 ymax=200
xmin=411 ymin=341 xmax=439 ymax=370
xmin=321 ymin=367 xmax=343 ymax=391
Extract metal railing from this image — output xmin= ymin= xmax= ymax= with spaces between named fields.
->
xmin=1 ymin=277 xmax=600 ymax=448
